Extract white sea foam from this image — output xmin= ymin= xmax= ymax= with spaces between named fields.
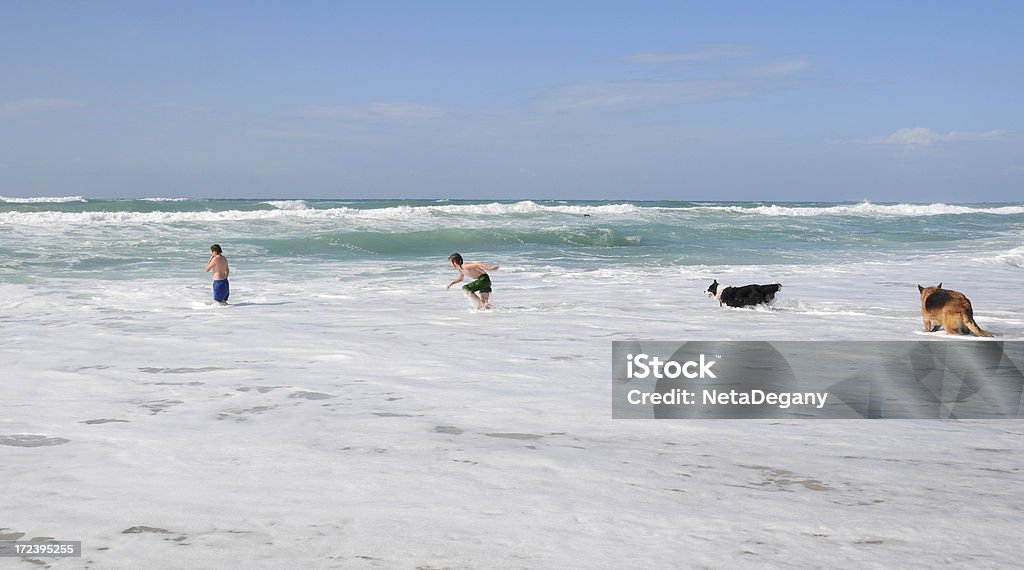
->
xmin=263 ymin=200 xmax=311 ymax=210
xmin=693 ymin=201 xmax=1024 ymax=217
xmin=426 ymin=200 xmax=642 ymax=216
xmin=0 ymin=200 xmax=642 ymax=227
xmin=0 ymin=195 xmax=87 ymax=203
xmin=140 ymin=197 xmax=189 ymax=202
xmin=2 ymin=259 xmax=1023 ymax=567
xmin=4 ymin=200 xmax=1020 ymax=229
xmin=985 ymin=245 xmax=1024 ymax=268
xmin=0 ymin=207 xmax=339 ymax=226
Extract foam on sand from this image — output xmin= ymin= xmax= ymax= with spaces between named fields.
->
xmin=2 ymin=258 xmax=1022 ymax=567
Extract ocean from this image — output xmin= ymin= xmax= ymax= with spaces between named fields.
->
xmin=2 ymin=197 xmax=1023 ymax=567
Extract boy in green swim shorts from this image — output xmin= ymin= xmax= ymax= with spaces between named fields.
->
xmin=446 ymin=252 xmax=500 ymax=310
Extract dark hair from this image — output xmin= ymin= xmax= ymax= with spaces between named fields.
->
xmin=448 ymin=252 xmax=463 ymax=266
xmin=210 ymin=244 xmax=222 ymax=254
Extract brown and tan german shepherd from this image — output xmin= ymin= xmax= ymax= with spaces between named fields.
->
xmin=917 ymin=283 xmax=993 ymax=337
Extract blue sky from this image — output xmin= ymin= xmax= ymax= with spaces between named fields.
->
xmin=1 ymin=1 xmax=1021 ymax=201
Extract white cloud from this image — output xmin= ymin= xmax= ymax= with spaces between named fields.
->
xmin=533 ymin=79 xmax=743 ymax=112
xmin=246 ymin=128 xmax=322 ymax=140
xmin=739 ymin=58 xmax=811 ymax=79
xmin=291 ymin=102 xmax=446 ymax=122
xmin=622 ymin=44 xmax=753 ymax=64
xmin=0 ymin=98 xmax=84 ymax=113
xmin=534 ymin=44 xmax=817 ymax=113
xmin=862 ymin=127 xmax=1007 ymax=146
xmin=533 ymin=56 xmax=814 ymax=113
xmin=153 ymin=101 xmax=215 ymax=113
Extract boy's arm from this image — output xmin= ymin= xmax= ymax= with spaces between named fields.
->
xmin=484 ymin=263 xmax=500 ymax=271
xmin=445 ymin=270 xmax=464 ymax=290
xmin=204 ymin=256 xmax=215 ymax=272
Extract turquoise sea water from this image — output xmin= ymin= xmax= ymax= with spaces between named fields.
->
xmin=2 ymin=198 xmax=1022 ymax=283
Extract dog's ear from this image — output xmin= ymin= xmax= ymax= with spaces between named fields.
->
xmin=937 ymin=282 xmax=942 ymax=289
xmin=917 ymin=284 xmax=923 ymax=293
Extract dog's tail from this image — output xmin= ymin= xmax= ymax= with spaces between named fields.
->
xmin=965 ymin=308 xmax=994 ymax=337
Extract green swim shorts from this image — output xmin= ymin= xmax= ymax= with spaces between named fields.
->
xmin=462 ymin=273 xmax=492 ymax=293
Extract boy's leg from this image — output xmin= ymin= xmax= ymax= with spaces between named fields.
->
xmin=465 ymin=290 xmax=484 ymax=308
xmin=480 ymin=291 xmax=492 ymax=309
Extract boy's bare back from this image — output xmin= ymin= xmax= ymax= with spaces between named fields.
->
xmin=458 ymin=261 xmax=494 ymax=279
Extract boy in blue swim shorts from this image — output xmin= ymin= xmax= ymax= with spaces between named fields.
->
xmin=204 ymin=244 xmax=230 ymax=304
xmin=446 ymin=252 xmax=500 ymax=310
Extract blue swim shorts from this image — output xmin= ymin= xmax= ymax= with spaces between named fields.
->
xmin=213 ymin=279 xmax=230 ymax=302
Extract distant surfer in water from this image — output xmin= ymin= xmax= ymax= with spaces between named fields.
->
xmin=446 ymin=252 xmax=499 ymax=310
xmin=205 ymin=244 xmax=230 ymax=305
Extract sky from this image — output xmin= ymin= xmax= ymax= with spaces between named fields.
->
xmin=1 ymin=0 xmax=1022 ymax=201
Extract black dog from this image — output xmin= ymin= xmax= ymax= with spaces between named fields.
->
xmin=706 ymin=280 xmax=782 ymax=308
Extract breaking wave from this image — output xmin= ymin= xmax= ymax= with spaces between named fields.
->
xmin=0 ymin=195 xmax=87 ymax=204
xmin=983 ymin=246 xmax=1024 ymax=268
xmin=696 ymin=202 xmax=1024 ymax=217
xmin=2 ymin=199 xmax=1022 ymax=229
xmin=0 ymin=200 xmax=642 ymax=226
xmin=263 ymin=200 xmax=311 ymax=210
